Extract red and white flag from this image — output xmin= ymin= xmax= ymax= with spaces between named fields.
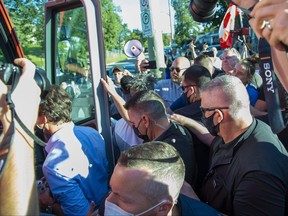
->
xmin=219 ymin=4 xmax=239 ymax=49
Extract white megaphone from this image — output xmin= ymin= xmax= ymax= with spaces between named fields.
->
xmin=123 ymin=39 xmax=143 ymax=58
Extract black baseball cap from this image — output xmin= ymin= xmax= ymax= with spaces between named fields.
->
xmin=112 ymin=66 xmax=124 ymax=74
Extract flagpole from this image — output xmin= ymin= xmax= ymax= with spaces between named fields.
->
xmin=238 ymin=9 xmax=249 ymax=58
xmin=238 ymin=9 xmax=257 ymax=56
xmin=239 ymin=10 xmax=246 ymax=44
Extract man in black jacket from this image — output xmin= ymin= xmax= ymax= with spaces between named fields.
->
xmin=124 ymin=90 xmax=197 ymax=188
xmin=200 ymin=75 xmax=288 ymax=215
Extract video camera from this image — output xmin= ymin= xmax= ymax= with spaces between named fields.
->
xmin=0 ymin=62 xmax=50 ymax=99
xmin=189 ymin=0 xmax=218 ymax=22
xmin=230 ymin=27 xmax=251 ymax=38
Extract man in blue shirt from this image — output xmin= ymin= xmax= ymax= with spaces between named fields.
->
xmin=154 ymin=57 xmax=190 ymax=108
xmin=37 ymin=85 xmax=108 ymax=215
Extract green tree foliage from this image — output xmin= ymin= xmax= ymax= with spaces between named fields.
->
xmin=4 ymin=0 xmax=46 ymax=50
xmin=116 ymin=23 xmax=131 ymax=50
xmin=172 ymin=0 xmax=228 ymax=47
xmin=162 ymin=34 xmax=171 ymax=47
xmin=126 ymin=29 xmax=148 ymax=48
xmin=5 ymin=0 xmax=130 ymax=52
xmin=100 ymin=0 xmax=125 ymax=51
xmin=172 ymin=0 xmax=200 ymax=48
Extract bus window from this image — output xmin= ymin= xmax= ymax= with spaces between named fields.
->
xmin=0 ymin=46 xmax=7 ymax=64
xmin=54 ymin=7 xmax=94 ymax=123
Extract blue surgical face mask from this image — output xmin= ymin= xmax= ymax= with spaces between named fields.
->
xmin=104 ymin=199 xmax=170 ymax=216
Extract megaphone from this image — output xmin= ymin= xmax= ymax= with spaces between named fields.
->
xmin=124 ymin=39 xmax=143 ymax=58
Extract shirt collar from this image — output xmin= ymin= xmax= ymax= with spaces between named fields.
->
xmin=45 ymin=121 xmax=74 ymax=153
xmin=211 ymin=118 xmax=256 ymax=168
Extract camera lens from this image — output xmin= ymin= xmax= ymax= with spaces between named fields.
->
xmin=0 ymin=62 xmax=50 ymax=100
xmin=34 ymin=67 xmax=51 ymax=100
xmin=189 ymin=0 xmax=218 ymax=22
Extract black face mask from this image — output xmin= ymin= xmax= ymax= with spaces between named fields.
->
xmin=184 ymin=91 xmax=190 ymax=101
xmin=201 ymin=112 xmax=220 ymax=136
xmin=132 ymin=119 xmax=150 ymax=142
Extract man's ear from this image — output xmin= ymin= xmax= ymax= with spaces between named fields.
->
xmin=37 ymin=114 xmax=48 ymax=127
xmin=216 ymin=109 xmax=224 ymax=123
xmin=185 ymin=86 xmax=194 ymax=99
xmin=157 ymin=202 xmax=173 ymax=216
xmin=142 ymin=115 xmax=150 ymax=127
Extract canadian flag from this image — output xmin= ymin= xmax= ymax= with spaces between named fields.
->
xmin=219 ymin=4 xmax=239 ymax=49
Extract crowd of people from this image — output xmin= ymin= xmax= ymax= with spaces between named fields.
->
xmin=1 ymin=0 xmax=288 ymax=215
xmin=94 ymin=38 xmax=288 ymax=215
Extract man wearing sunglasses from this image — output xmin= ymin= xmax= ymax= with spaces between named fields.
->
xmin=154 ymin=56 xmax=190 ymax=108
xmin=174 ymin=65 xmax=211 ymax=118
xmin=199 ymin=75 xmax=288 ymax=215
xmin=170 ymin=65 xmax=212 ymax=195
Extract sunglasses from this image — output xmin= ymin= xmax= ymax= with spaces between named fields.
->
xmin=200 ymin=106 xmax=229 ymax=115
xmin=170 ymin=67 xmax=187 ymax=73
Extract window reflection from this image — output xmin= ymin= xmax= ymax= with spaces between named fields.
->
xmin=55 ymin=7 xmax=94 ymax=123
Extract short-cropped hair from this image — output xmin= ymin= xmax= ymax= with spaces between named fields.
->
xmin=124 ymin=90 xmax=166 ymax=120
xmin=118 ymin=141 xmax=185 ymax=203
xmin=201 ymin=75 xmax=250 ymax=119
xmin=183 ymin=64 xmax=212 ymax=88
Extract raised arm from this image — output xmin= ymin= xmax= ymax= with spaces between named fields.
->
xmin=101 ymin=76 xmax=130 ymax=121
xmin=189 ymin=40 xmax=198 ymax=60
xmin=170 ymin=113 xmax=214 ymax=146
xmin=0 ymin=58 xmax=40 ymax=215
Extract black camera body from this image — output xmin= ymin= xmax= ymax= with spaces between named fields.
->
xmin=144 ymin=60 xmax=157 ymax=70
xmin=0 ymin=62 xmax=21 ymax=85
xmin=230 ymin=27 xmax=251 ymax=37
xmin=0 ymin=62 xmax=50 ymax=99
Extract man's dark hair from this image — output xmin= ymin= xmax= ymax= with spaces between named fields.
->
xmin=41 ymin=85 xmax=72 ymax=123
xmin=118 ymin=141 xmax=184 ymax=203
xmin=194 ymin=54 xmax=213 ymax=73
xmin=124 ymin=90 xmax=166 ymax=121
xmin=120 ymin=75 xmax=134 ymax=94
xmin=201 ymin=51 xmax=214 ymax=58
xmin=183 ymin=64 xmax=212 ymax=88
xmin=239 ymin=58 xmax=256 ymax=79
xmin=128 ymin=73 xmax=157 ymax=91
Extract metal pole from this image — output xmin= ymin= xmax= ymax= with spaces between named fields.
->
xmin=168 ymin=0 xmax=173 ymax=41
